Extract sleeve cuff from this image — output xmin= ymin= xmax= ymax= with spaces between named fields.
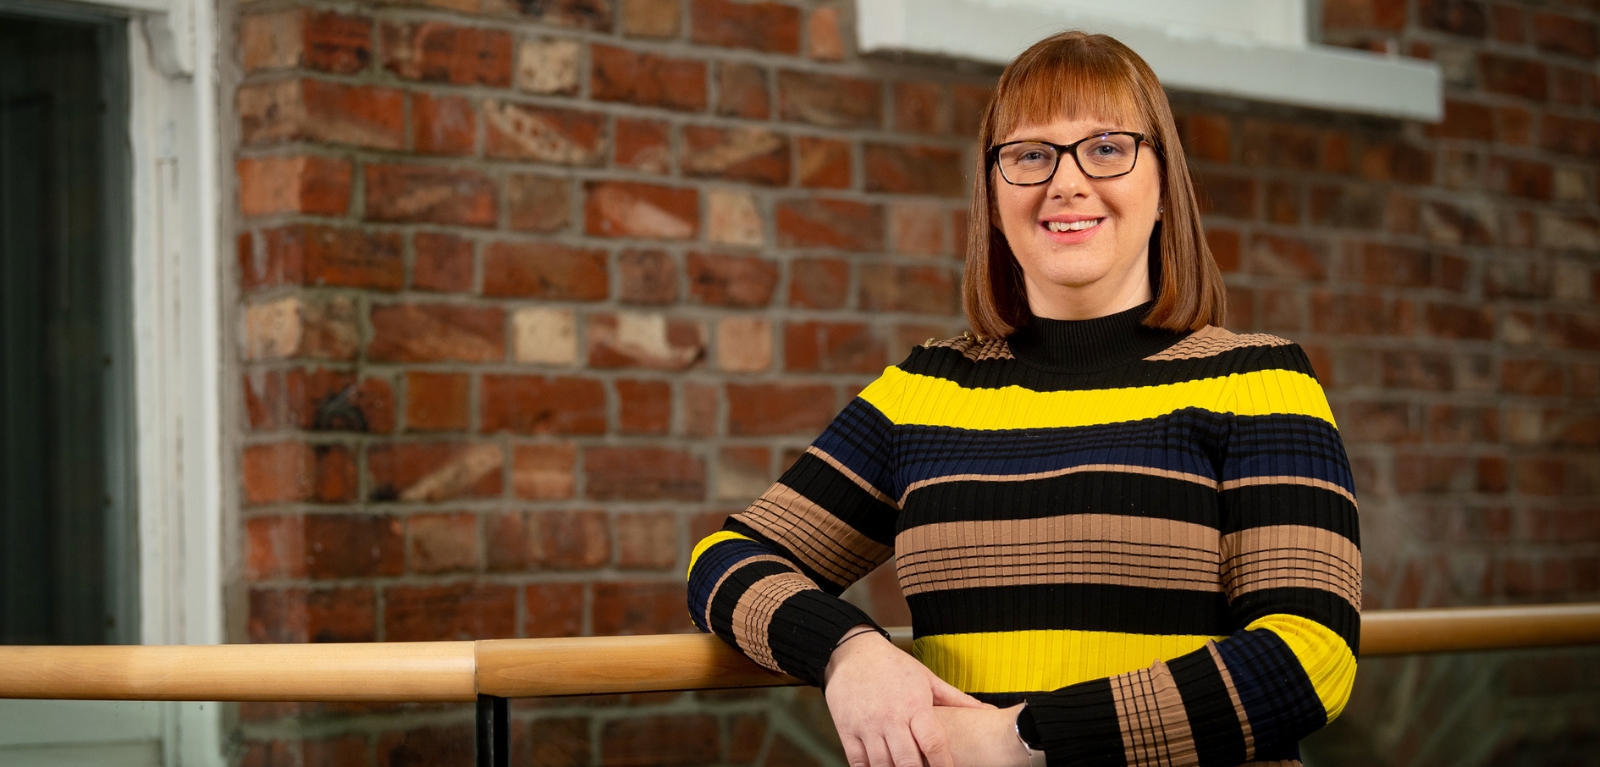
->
xmin=1023 ymin=681 xmax=1127 ymax=767
xmin=764 ymin=590 xmax=883 ymax=687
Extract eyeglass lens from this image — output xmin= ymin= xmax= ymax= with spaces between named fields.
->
xmin=997 ymin=134 xmax=1140 ymax=183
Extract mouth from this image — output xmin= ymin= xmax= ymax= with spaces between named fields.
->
xmin=1041 ymin=218 xmax=1103 ymax=233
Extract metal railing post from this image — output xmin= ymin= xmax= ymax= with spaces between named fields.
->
xmin=476 ymin=694 xmax=508 ymax=767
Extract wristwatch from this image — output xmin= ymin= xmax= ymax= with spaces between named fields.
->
xmin=1014 ymin=704 xmax=1048 ymax=767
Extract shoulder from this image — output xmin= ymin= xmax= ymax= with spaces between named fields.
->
xmin=922 ymin=332 xmax=1013 ymax=362
xmin=1143 ymin=325 xmax=1292 ymax=361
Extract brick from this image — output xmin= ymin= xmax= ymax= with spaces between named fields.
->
xmin=586 ymin=447 xmax=705 ymax=500
xmin=789 ymin=257 xmax=849 ymax=309
xmin=1490 ymin=3 xmax=1524 ymax=42
xmin=588 ymin=313 xmax=705 ymax=369
xmin=590 ymin=44 xmax=707 ymax=111
xmin=1491 ymin=156 xmax=1553 ymax=201
xmin=950 ymin=83 xmax=992 ymax=136
xmin=682 ymin=383 xmax=718 ymax=438
xmin=1309 ymin=182 xmax=1380 ymax=230
xmin=243 ymin=443 xmax=357 ymax=505
xmin=1194 ymin=172 xmax=1256 ymax=219
xmin=484 ymin=242 xmax=607 ymax=300
xmin=244 ymin=368 xmax=395 ymax=434
xmin=1425 ymin=302 xmax=1495 ymax=340
xmin=485 ymin=0 xmax=613 ymax=30
xmin=1538 ymin=212 xmax=1600 ymax=252
xmin=585 ymin=181 xmax=699 ymax=239
xmin=1248 ymin=234 xmax=1327 ymax=280
xmin=482 ymin=375 xmax=607 ymax=434
xmin=507 ymin=174 xmax=572 ymax=233
xmin=365 ymin=164 xmax=495 ymax=226
xmin=484 ymin=101 xmax=607 ymax=165
xmin=412 ymin=93 xmax=476 ymax=156
xmin=1322 ymin=0 xmax=1406 ymax=32
xmin=592 ymin=582 xmax=697 ymax=635
xmin=601 ymin=715 xmax=718 ymax=765
xmin=1532 ymin=11 xmax=1597 ymax=58
xmin=242 ymin=10 xmax=372 ymax=74
xmin=763 ymin=735 xmax=821 ymax=767
xmin=889 ymin=201 xmax=947 ymax=256
xmin=1336 ymin=401 xmax=1418 ymax=444
xmin=1355 ymin=243 xmax=1432 ymax=288
xmin=1552 ymin=65 xmax=1586 ymax=106
xmin=384 ymin=584 xmax=516 ymax=641
xmin=244 ymin=296 xmax=361 ymax=361
xmin=515 ymin=37 xmax=582 ymax=95
xmin=615 ymin=378 xmax=671 ymax=434
xmin=796 ymin=136 xmax=851 ymax=189
xmin=523 ymin=584 xmax=585 ymax=637
xmin=727 ymin=383 xmax=834 ymax=436
xmin=1422 ymin=200 xmax=1497 ymax=246
xmin=1543 ymin=312 xmax=1600 ymax=350
xmin=377 ymin=726 xmax=473 ymax=767
xmin=716 ymin=317 xmax=772 ymax=373
xmin=682 ymin=126 xmax=789 ymax=185
xmin=706 ymin=189 xmax=765 ymax=247
xmin=367 ymin=442 xmax=503 ymax=501
xmin=785 ymin=321 xmax=885 ymax=373
xmin=382 ymin=21 xmax=512 ymax=86
xmin=864 ymin=143 xmax=964 ymax=197
xmin=261 ymin=224 xmax=403 ymax=290
xmin=776 ymin=198 xmax=882 ymax=251
xmin=1497 ymin=105 xmax=1535 ymax=146
xmin=1238 ymin=120 xmax=1319 ymax=171
xmin=540 ymin=510 xmax=612 ymax=569
xmin=614 ymin=118 xmax=671 ymax=173
xmin=1428 ymin=405 xmax=1499 ymax=443
xmin=239 ymin=79 xmax=405 ymax=149
xmin=1426 ymin=100 xmax=1493 ymax=141
xmin=511 ymin=443 xmax=578 ymax=500
xmin=807 ymin=6 xmax=843 ymax=60
xmin=241 ymin=11 xmax=304 ymax=72
xmin=1266 ymin=180 xmax=1300 ymax=224
xmin=716 ymin=446 xmax=769 ymax=501
xmin=690 ymin=0 xmax=799 ymax=53
xmin=511 ymin=307 xmax=579 ymax=366
xmin=1310 ymin=292 xmax=1411 ymax=336
xmin=687 ymin=252 xmax=777 ymax=307
xmin=407 ymin=512 xmax=478 ymax=573
xmin=245 ymin=515 xmax=307 ymax=579
xmin=616 ymin=512 xmax=678 ymax=570
xmin=1207 ymin=229 xmax=1240 ymax=273
xmin=622 ymin=0 xmax=680 ymax=37
xmin=249 ymin=587 xmax=376 ymax=644
xmin=368 ymin=304 xmax=505 ymax=363
xmin=1501 ymin=358 xmax=1564 ymax=396
xmin=238 ymin=156 xmax=351 ymax=217
xmin=405 ymin=372 xmax=470 ymax=431
xmin=619 ymin=249 xmax=678 ymax=304
xmin=717 ymin=62 xmax=770 ymax=119
xmin=1175 ymin=111 xmax=1230 ymax=162
xmin=778 ymin=70 xmax=881 ymax=128
xmin=409 ymin=230 xmax=470 ymax=294
xmin=304 ymin=514 xmax=404 ymax=578
xmin=1382 ymin=350 xmax=1455 ymax=391
xmin=1479 ymin=53 xmax=1547 ymax=101
xmin=1418 ymin=0 xmax=1488 ymax=37
xmin=858 ymin=264 xmax=958 ymax=315
xmin=893 ymin=81 xmax=945 ymax=134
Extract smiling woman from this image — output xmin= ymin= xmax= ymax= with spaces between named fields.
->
xmin=687 ymin=30 xmax=1358 ymax=767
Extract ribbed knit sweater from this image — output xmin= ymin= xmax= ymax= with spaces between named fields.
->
xmin=686 ymin=303 xmax=1361 ymax=767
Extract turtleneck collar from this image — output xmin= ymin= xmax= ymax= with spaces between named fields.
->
xmin=1007 ymin=301 xmax=1186 ymax=374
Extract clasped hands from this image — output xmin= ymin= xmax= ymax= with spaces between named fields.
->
xmin=822 ymin=626 xmax=1028 ymax=767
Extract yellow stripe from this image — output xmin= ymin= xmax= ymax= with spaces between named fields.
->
xmin=1248 ymin=614 xmax=1357 ymax=721
xmin=861 ymin=367 xmax=1335 ymax=431
xmin=912 ymin=630 xmax=1224 ymax=694
xmin=686 ymin=530 xmax=753 ymax=582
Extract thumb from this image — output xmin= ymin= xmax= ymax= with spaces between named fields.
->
xmin=927 ymin=670 xmax=993 ymax=709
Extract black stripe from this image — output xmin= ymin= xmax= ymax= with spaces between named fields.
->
xmin=706 ymin=559 xmax=797 ymax=642
xmin=766 ymin=590 xmax=879 ymax=687
xmin=779 ymin=453 xmax=899 ymax=546
xmin=1024 ymin=678 xmax=1127 ymax=767
xmin=899 ymin=470 xmax=1220 ymax=529
xmin=902 ymin=341 xmax=1289 ymax=393
xmin=908 ymin=583 xmax=1231 ymax=637
xmin=1169 ymin=647 xmax=1248 ymax=767
xmin=1229 ymin=587 xmax=1361 ymax=654
xmin=1219 ymin=484 xmax=1360 ymax=544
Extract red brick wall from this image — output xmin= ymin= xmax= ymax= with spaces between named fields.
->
xmin=228 ymin=0 xmax=1600 ymax=764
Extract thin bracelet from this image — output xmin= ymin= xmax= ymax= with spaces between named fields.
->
xmin=834 ymin=626 xmax=889 ymax=649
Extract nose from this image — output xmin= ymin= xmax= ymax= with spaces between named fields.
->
xmin=1045 ymin=150 xmax=1089 ymax=199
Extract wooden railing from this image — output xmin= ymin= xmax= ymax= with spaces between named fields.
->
xmin=1 ymin=604 xmax=1598 ymax=702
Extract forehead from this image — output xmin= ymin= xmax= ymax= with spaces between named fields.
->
xmin=999 ymin=116 xmax=1139 ymax=144
xmin=989 ymin=51 xmax=1149 ymax=144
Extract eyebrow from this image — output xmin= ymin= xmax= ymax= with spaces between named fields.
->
xmin=1004 ymin=128 xmax=1129 ymax=143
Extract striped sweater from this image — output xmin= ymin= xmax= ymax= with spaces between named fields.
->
xmin=687 ymin=303 xmax=1360 ymax=766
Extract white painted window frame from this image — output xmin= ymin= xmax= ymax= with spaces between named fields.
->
xmin=857 ymin=0 xmax=1443 ymax=122
xmin=0 ymin=0 xmax=225 ymax=762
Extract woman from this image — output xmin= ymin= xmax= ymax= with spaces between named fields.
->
xmin=687 ymin=31 xmax=1359 ymax=767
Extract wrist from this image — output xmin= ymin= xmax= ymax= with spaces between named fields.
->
xmin=823 ymin=624 xmax=889 ymax=686
xmin=1014 ymin=704 xmax=1047 ymax=767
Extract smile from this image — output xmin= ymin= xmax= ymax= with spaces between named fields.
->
xmin=1043 ymin=218 xmax=1102 ymax=232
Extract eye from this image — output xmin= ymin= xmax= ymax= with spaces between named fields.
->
xmin=1018 ymin=149 xmax=1049 ymax=162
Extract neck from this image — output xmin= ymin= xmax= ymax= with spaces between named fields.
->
xmin=1007 ymin=301 xmax=1184 ymax=373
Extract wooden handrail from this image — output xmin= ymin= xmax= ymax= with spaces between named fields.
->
xmin=0 ymin=604 xmax=1595 ymax=702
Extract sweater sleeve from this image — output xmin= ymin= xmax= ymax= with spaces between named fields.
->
xmin=686 ymin=372 xmax=904 ymax=687
xmin=1023 ymin=342 xmax=1361 ymax=766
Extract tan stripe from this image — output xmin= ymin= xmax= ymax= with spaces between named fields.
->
xmin=1219 ymin=474 xmax=1358 ymax=508
xmin=896 ymin=514 xmax=1220 ymax=595
xmin=1111 ymin=661 xmax=1198 ymax=767
xmin=900 ymin=463 xmax=1218 ymax=506
xmin=704 ymin=554 xmax=793 ymax=630
xmin=806 ymin=446 xmax=898 ymax=508
xmin=1205 ymin=642 xmax=1254 ymax=760
xmin=730 ymin=572 xmax=812 ymax=672
xmin=1145 ymin=327 xmax=1292 ymax=362
xmin=735 ymin=483 xmax=892 ymax=587
xmin=1222 ymin=525 xmax=1362 ymax=609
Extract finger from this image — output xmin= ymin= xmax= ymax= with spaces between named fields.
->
xmin=909 ymin=711 xmax=954 ymax=767
xmin=885 ymin=727 xmax=925 ymax=767
xmin=927 ymin=673 xmax=992 ymax=709
xmin=866 ymin=735 xmax=896 ymax=767
xmin=842 ymin=737 xmax=870 ymax=767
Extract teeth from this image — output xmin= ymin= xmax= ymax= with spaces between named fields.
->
xmin=1046 ymin=219 xmax=1100 ymax=232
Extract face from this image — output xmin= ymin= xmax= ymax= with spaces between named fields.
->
xmin=991 ymin=114 xmax=1163 ymax=320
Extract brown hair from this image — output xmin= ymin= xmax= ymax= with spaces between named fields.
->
xmin=962 ymin=31 xmax=1226 ymax=338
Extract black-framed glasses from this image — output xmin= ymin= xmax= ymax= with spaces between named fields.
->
xmin=987 ymin=132 xmax=1154 ymax=185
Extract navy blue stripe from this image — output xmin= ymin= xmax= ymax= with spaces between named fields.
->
xmin=1215 ymin=629 xmax=1328 ymax=752
xmin=1223 ymin=414 xmax=1354 ymax=492
xmin=810 ymin=398 xmax=898 ymax=499
xmin=687 ymin=536 xmax=786 ymax=632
